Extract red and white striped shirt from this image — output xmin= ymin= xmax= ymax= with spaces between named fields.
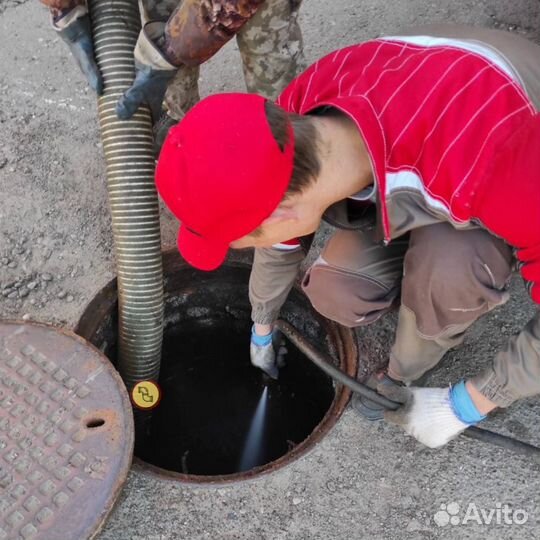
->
xmin=276 ymin=36 xmax=540 ymax=303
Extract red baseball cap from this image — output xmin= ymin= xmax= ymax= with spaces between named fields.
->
xmin=155 ymin=93 xmax=294 ymax=270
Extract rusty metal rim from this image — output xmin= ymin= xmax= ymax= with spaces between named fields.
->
xmin=75 ymin=249 xmax=358 ymax=485
xmin=0 ymin=319 xmax=135 ymax=539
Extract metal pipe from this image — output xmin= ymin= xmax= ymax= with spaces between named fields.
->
xmin=88 ymin=0 xmax=164 ymax=393
xmin=275 ymin=320 xmax=540 ymax=461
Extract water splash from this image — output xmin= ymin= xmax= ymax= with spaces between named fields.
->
xmin=239 ymin=386 xmax=269 ymax=471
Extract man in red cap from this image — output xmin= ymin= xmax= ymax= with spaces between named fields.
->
xmin=156 ymin=24 xmax=540 ymax=449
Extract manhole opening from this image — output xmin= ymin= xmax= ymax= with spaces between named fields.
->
xmin=137 ymin=317 xmax=335 ymax=476
xmin=76 ymin=251 xmax=357 ymax=483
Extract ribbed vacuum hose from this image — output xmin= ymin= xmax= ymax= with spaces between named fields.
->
xmin=88 ymin=0 xmax=164 ymax=392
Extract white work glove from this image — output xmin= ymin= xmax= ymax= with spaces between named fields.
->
xmin=250 ymin=326 xmax=287 ymax=379
xmin=378 ymin=381 xmax=487 ymax=448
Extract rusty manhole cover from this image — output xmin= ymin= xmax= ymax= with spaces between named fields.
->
xmin=0 ymin=321 xmax=133 ymax=540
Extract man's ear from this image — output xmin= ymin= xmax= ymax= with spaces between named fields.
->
xmin=259 ymin=205 xmax=298 ymax=227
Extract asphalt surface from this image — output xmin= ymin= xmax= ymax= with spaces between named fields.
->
xmin=1 ymin=0 xmax=540 ymax=539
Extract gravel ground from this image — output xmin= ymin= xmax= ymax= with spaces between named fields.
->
xmin=1 ymin=0 xmax=540 ymax=539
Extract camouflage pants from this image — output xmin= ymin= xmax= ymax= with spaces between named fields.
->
xmin=140 ymin=0 xmax=305 ymax=120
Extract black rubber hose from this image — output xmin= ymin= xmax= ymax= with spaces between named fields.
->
xmin=88 ymin=0 xmax=164 ymax=393
xmin=464 ymin=425 xmax=540 ymax=457
xmin=276 ymin=320 xmax=400 ymax=409
xmin=275 ymin=320 xmax=540 ymax=461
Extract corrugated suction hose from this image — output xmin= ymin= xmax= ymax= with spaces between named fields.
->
xmin=88 ymin=0 xmax=164 ymax=393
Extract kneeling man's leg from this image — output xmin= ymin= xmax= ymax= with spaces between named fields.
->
xmin=301 ymin=228 xmax=408 ymax=327
xmin=389 ymin=223 xmax=513 ymax=383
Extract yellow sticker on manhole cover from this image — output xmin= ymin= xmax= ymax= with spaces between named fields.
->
xmin=131 ymin=381 xmax=161 ymax=410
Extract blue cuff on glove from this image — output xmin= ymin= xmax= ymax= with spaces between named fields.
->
xmin=251 ymin=325 xmax=273 ymax=347
xmin=449 ymin=380 xmax=487 ymax=425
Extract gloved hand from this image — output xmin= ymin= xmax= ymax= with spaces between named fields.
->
xmin=116 ymin=22 xmax=177 ymax=121
xmin=250 ymin=326 xmax=287 ymax=379
xmin=378 ymin=380 xmax=487 ymax=448
xmin=53 ymin=8 xmax=103 ymax=95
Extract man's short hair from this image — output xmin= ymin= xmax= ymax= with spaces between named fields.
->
xmin=264 ymin=101 xmax=321 ymax=198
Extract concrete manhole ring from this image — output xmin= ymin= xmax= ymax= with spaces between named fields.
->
xmin=0 ymin=321 xmax=133 ymax=540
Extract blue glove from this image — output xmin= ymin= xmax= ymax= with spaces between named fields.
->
xmin=55 ymin=11 xmax=103 ymax=95
xmin=250 ymin=326 xmax=287 ymax=379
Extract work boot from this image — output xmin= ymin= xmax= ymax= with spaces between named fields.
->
xmin=352 ymin=371 xmax=404 ymax=421
xmin=353 ymin=369 xmax=430 ymax=420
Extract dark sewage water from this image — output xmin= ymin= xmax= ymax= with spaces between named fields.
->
xmin=135 ymin=319 xmax=335 ymax=476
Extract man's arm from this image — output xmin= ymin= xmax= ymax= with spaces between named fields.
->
xmin=249 ymin=243 xmax=305 ymax=327
xmin=248 ymin=243 xmax=304 ymax=378
xmin=117 ymin=0 xmax=266 ymax=120
xmin=39 ymin=0 xmax=80 ymax=11
xmin=385 ymin=309 xmax=540 ymax=449
xmin=387 ymin=249 xmax=540 ymax=448
xmin=41 ymin=0 xmax=266 ymax=117
xmin=470 ymin=113 xmax=540 ymax=409
xmin=385 ymin=110 xmax=540 ymax=448
xmin=164 ymin=0 xmax=266 ymax=67
xmin=385 ymin=249 xmax=540 ymax=448
xmin=471 ymin=310 xmax=540 ymax=407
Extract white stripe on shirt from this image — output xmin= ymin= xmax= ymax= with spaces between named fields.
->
xmin=385 ymin=169 xmax=454 ymax=217
xmin=272 ymin=242 xmax=301 ymax=251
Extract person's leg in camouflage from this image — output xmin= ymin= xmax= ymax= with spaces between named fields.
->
xmin=152 ymin=0 xmax=306 ymax=151
xmin=155 ymin=64 xmax=200 ymax=151
xmin=163 ymin=65 xmax=200 ymax=120
xmin=236 ymin=0 xmax=305 ymax=99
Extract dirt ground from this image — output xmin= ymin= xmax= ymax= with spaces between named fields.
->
xmin=1 ymin=0 xmax=540 ymax=539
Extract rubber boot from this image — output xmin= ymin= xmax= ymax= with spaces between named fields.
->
xmin=352 ymin=372 xmax=404 ymax=421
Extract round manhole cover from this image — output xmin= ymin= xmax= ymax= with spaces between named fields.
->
xmin=0 ymin=321 xmax=133 ymax=540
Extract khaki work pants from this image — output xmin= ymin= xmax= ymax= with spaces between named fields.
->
xmin=301 ymin=223 xmax=513 ymax=385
